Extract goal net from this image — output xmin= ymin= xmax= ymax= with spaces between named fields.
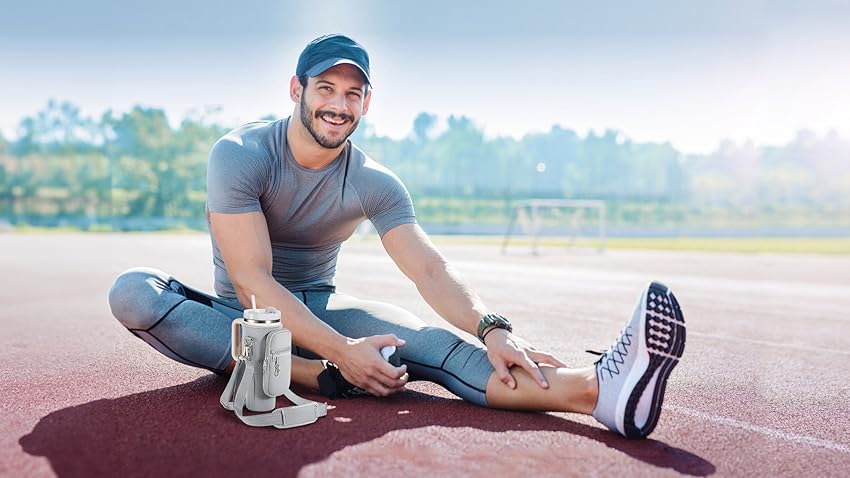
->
xmin=501 ymin=199 xmax=606 ymax=255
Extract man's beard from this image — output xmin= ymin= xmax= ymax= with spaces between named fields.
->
xmin=299 ymin=96 xmax=359 ymax=149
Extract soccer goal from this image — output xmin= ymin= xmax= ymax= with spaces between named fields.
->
xmin=501 ymin=199 xmax=606 ymax=255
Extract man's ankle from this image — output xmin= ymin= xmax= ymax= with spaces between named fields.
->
xmin=580 ymin=367 xmax=600 ymax=415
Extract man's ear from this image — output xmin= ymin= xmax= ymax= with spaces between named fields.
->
xmin=290 ymin=76 xmax=303 ymax=103
xmin=361 ymin=89 xmax=372 ymax=116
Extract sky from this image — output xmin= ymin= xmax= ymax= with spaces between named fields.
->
xmin=1 ymin=0 xmax=849 ymax=154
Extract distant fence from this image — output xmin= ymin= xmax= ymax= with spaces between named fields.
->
xmin=0 ymin=215 xmax=208 ymax=231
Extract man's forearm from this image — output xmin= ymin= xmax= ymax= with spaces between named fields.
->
xmin=232 ymin=272 xmax=347 ymax=360
xmin=232 ymin=271 xmax=408 ymax=395
xmin=414 ymin=263 xmax=487 ymax=336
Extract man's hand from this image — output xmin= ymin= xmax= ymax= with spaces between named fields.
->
xmin=335 ymin=334 xmax=409 ymax=396
xmin=484 ymin=329 xmax=566 ymax=389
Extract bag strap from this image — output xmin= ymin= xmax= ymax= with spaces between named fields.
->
xmin=220 ymin=358 xmax=328 ymax=429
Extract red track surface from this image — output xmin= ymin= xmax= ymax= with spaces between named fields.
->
xmin=2 ymin=234 xmax=849 ymax=477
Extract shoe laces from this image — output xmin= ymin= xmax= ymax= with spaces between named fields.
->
xmin=587 ymin=325 xmax=633 ymax=380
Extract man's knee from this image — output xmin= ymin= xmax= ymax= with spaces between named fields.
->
xmin=409 ymin=326 xmax=484 ymax=367
xmin=404 ymin=326 xmax=492 ymax=405
xmin=108 ymin=267 xmax=185 ymax=331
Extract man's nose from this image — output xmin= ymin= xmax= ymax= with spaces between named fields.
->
xmin=327 ymin=92 xmax=347 ymax=112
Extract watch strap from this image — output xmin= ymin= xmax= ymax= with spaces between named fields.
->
xmin=476 ymin=313 xmax=512 ymax=343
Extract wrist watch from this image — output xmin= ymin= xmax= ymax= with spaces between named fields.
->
xmin=476 ymin=313 xmax=512 ymax=343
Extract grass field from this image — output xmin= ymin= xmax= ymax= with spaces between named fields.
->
xmin=434 ymin=235 xmax=850 ymax=255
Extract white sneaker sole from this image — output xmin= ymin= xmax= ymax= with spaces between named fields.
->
xmin=617 ymin=281 xmax=686 ymax=439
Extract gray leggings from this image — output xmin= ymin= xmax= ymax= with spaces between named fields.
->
xmin=107 ymin=267 xmax=494 ymax=406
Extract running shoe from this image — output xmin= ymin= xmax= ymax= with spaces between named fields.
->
xmin=591 ymin=281 xmax=686 ymax=439
xmin=317 ymin=361 xmax=363 ymax=399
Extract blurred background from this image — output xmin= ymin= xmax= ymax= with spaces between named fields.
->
xmin=1 ymin=0 xmax=848 ymax=249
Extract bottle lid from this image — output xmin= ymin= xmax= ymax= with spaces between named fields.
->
xmin=243 ymin=295 xmax=280 ymax=323
xmin=244 ymin=306 xmax=281 ymax=324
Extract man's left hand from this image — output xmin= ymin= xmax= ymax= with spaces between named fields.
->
xmin=484 ymin=329 xmax=567 ymax=389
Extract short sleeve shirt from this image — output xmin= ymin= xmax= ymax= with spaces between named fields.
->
xmin=206 ymin=117 xmax=416 ymax=297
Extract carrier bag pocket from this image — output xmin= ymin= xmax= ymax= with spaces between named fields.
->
xmin=263 ymin=329 xmax=292 ymax=397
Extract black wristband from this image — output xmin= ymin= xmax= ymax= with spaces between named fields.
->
xmin=480 ymin=326 xmax=505 ymax=343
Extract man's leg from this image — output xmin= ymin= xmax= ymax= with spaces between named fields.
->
xmin=108 ymin=267 xmax=235 ymax=372
xmin=484 ymin=365 xmax=598 ymax=414
xmin=296 ymin=290 xmax=493 ymax=405
xmin=301 ymin=283 xmax=684 ymax=439
xmin=107 ymin=271 xmax=595 ymax=410
xmin=485 ymin=282 xmax=685 ymax=438
xmin=299 ymin=290 xmax=596 ymax=411
xmin=107 ymin=267 xmax=324 ymax=383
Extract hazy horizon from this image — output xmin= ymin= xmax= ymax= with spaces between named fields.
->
xmin=3 ymin=0 xmax=849 ymax=155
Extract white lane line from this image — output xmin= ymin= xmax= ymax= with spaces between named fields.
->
xmin=666 ymin=405 xmax=850 ymax=455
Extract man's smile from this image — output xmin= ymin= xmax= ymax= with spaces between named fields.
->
xmin=319 ymin=113 xmax=351 ymax=128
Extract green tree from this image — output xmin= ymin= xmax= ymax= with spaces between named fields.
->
xmin=12 ymin=99 xmax=99 ymax=155
xmin=412 ymin=112 xmax=437 ymax=143
xmin=103 ymin=106 xmax=179 ymax=218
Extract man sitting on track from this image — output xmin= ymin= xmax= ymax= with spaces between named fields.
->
xmin=108 ymin=34 xmax=686 ymax=439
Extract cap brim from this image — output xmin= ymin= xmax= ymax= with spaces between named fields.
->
xmin=305 ymin=58 xmax=371 ymax=86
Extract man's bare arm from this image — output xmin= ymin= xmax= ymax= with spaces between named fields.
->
xmin=209 ymin=211 xmax=408 ymax=395
xmin=381 ymin=224 xmax=486 ymax=335
xmin=381 ymin=223 xmax=564 ymax=389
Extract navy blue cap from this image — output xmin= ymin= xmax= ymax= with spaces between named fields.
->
xmin=296 ymin=34 xmax=371 ymax=86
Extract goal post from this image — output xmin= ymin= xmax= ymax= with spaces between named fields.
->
xmin=501 ymin=199 xmax=606 ymax=255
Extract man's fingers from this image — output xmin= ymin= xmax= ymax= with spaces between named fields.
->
xmin=366 ymin=382 xmax=392 ymax=397
xmin=492 ymin=359 xmax=516 ymax=389
xmin=378 ymin=361 xmax=407 ymax=380
xmin=519 ymin=354 xmax=549 ymax=389
xmin=388 ymin=372 xmax=409 ymax=391
xmin=374 ymin=366 xmax=409 ymax=389
xmin=353 ymin=369 xmax=407 ymax=397
xmin=371 ymin=370 xmax=410 ymax=395
xmin=527 ymin=349 xmax=567 ymax=368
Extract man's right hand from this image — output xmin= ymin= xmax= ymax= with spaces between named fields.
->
xmin=335 ymin=334 xmax=408 ymax=396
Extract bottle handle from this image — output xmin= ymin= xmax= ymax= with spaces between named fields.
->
xmin=231 ymin=319 xmax=243 ymax=361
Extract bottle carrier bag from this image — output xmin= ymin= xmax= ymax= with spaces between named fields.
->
xmin=220 ymin=324 xmax=326 ymax=428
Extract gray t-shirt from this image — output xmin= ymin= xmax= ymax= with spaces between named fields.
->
xmin=206 ymin=117 xmax=416 ymax=298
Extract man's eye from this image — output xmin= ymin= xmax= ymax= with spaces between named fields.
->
xmin=347 ymin=92 xmax=361 ymax=99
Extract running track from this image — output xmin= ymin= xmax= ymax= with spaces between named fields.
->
xmin=1 ymin=233 xmax=848 ymax=477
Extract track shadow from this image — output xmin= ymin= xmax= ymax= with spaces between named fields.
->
xmin=20 ymin=375 xmax=715 ymax=477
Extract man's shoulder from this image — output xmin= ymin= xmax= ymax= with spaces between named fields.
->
xmin=211 ymin=120 xmax=280 ymax=162
xmin=347 ymin=142 xmax=415 ymax=225
xmin=348 ymin=142 xmax=403 ymax=186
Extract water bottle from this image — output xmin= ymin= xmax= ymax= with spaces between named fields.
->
xmin=231 ymin=301 xmax=281 ymax=412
